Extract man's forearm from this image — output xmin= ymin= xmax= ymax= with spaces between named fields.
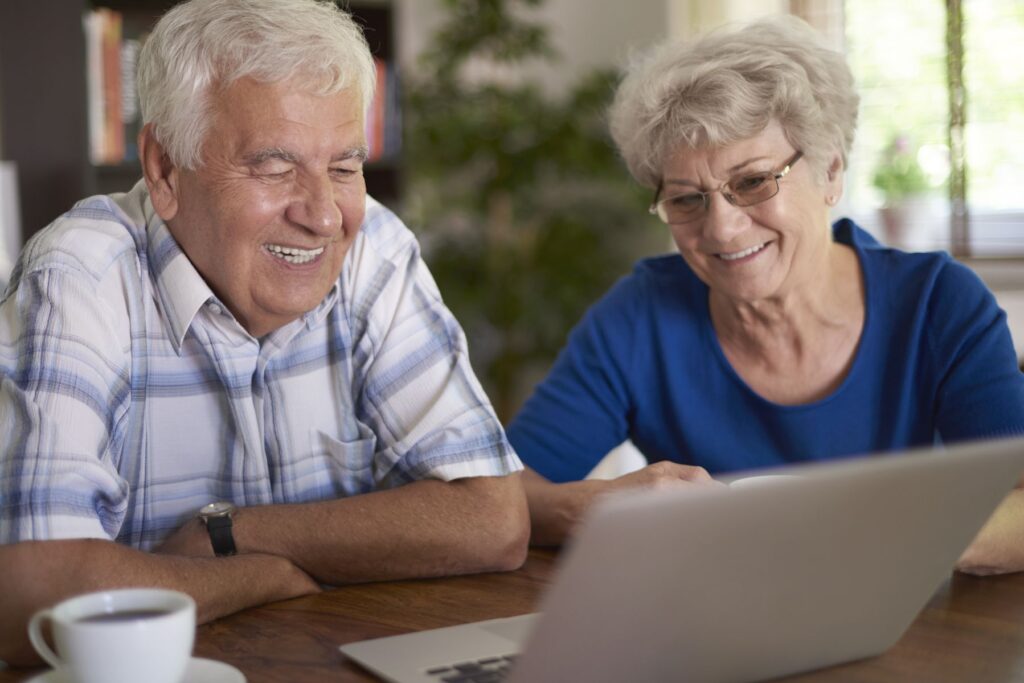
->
xmin=231 ymin=475 xmax=529 ymax=585
xmin=522 ymin=467 xmax=604 ymax=546
xmin=0 ymin=538 xmax=319 ymax=667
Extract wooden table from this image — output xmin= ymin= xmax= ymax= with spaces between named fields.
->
xmin=5 ymin=549 xmax=1024 ymax=682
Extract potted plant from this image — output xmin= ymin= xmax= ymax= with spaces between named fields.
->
xmin=872 ymin=134 xmax=929 ymax=246
xmin=403 ymin=0 xmax=660 ymax=420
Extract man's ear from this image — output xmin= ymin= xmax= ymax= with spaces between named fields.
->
xmin=139 ymin=123 xmax=181 ymax=221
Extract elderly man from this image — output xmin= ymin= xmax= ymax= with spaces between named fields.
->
xmin=0 ymin=0 xmax=527 ymax=665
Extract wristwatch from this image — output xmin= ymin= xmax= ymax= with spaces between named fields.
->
xmin=198 ymin=501 xmax=237 ymax=557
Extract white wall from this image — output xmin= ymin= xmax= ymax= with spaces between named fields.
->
xmin=396 ymin=0 xmax=793 ymax=85
xmin=667 ymin=0 xmax=788 ymax=39
xmin=396 ymin=0 xmax=669 ymax=89
xmin=0 ymin=162 xmax=19 ymax=284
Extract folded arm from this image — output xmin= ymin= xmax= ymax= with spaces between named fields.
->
xmin=160 ymin=473 xmax=529 ymax=584
xmin=0 ymin=538 xmax=319 ymax=668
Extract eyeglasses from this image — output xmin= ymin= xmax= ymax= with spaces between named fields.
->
xmin=649 ymin=151 xmax=803 ymax=225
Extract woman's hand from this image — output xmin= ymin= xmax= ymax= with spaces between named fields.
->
xmin=605 ymin=460 xmax=719 ymax=492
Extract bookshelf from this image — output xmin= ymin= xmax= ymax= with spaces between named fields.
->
xmin=0 ymin=0 xmax=401 ymax=246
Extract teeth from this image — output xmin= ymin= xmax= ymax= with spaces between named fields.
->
xmin=718 ymin=243 xmax=767 ymax=261
xmin=266 ymin=244 xmax=325 ymax=265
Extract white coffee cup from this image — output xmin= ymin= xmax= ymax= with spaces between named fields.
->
xmin=27 ymin=588 xmax=195 ymax=683
xmin=728 ymin=473 xmax=804 ymax=490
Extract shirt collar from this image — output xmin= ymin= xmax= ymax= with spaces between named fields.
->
xmin=304 ymin=280 xmax=340 ymax=330
xmin=143 ymin=199 xmax=216 ymax=353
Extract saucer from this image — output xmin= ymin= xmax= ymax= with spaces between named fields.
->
xmin=24 ymin=657 xmax=246 ymax=683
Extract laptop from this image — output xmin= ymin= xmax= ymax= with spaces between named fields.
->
xmin=340 ymin=437 xmax=1024 ymax=683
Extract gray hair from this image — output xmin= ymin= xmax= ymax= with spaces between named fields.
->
xmin=609 ymin=15 xmax=859 ymax=189
xmin=138 ymin=0 xmax=375 ymax=170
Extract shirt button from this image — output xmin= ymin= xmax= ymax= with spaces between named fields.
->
xmin=207 ymin=303 xmax=222 ymax=315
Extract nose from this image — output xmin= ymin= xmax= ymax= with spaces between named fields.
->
xmin=700 ymin=191 xmax=749 ymax=244
xmin=287 ymin=173 xmax=343 ymax=236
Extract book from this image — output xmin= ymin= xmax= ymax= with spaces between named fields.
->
xmin=121 ymin=38 xmax=141 ymax=162
xmin=85 ymin=8 xmax=137 ymax=165
xmin=84 ymin=10 xmax=105 ymax=165
xmin=100 ymin=8 xmax=124 ymax=164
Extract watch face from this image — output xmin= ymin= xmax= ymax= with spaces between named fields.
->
xmin=200 ymin=501 xmax=235 ymax=518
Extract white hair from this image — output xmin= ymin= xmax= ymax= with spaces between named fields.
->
xmin=609 ymin=15 xmax=859 ymax=188
xmin=137 ymin=0 xmax=375 ymax=170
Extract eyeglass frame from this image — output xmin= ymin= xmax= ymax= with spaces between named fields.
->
xmin=648 ymin=150 xmax=804 ymax=225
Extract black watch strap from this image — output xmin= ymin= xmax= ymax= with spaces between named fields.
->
xmin=206 ymin=515 xmax=237 ymax=556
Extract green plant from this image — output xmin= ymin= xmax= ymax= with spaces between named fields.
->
xmin=404 ymin=0 xmax=659 ymax=420
xmin=872 ymin=134 xmax=930 ymax=203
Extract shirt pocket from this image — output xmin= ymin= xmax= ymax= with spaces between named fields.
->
xmin=310 ymin=429 xmax=378 ymax=496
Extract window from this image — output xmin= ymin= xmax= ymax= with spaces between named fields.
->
xmin=842 ymin=0 xmax=1024 ymax=256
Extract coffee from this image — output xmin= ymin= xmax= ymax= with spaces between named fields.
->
xmin=77 ymin=609 xmax=173 ymax=624
xmin=29 ymin=588 xmax=196 ymax=683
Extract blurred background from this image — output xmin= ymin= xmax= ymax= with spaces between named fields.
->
xmin=0 ymin=0 xmax=1022 ymax=424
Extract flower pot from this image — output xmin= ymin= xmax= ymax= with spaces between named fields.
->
xmin=878 ymin=204 xmax=910 ymax=248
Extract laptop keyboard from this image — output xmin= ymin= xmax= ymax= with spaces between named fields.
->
xmin=425 ymin=654 xmax=517 ymax=682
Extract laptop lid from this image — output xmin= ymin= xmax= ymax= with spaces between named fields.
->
xmin=340 ymin=437 xmax=1024 ymax=683
xmin=507 ymin=437 xmax=1024 ymax=682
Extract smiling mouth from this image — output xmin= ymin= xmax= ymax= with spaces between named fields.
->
xmin=717 ymin=242 xmax=768 ymax=262
xmin=266 ymin=244 xmax=325 ymax=265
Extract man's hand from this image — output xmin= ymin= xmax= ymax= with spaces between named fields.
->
xmin=162 ymin=476 xmax=529 ymax=587
xmin=0 ymin=539 xmax=321 ymax=667
xmin=155 ymin=512 xmax=321 ymax=602
xmin=157 ymin=516 xmax=215 ymax=558
xmin=523 ymin=462 xmax=720 ymax=546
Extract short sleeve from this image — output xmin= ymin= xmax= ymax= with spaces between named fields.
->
xmin=0 ymin=267 xmax=130 ymax=542
xmin=927 ymin=259 xmax=1024 ymax=442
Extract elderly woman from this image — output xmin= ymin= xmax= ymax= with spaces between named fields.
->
xmin=507 ymin=17 xmax=1024 ymax=571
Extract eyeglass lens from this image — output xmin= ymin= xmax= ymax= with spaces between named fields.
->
xmin=657 ymin=172 xmax=779 ymax=224
xmin=652 ymin=151 xmax=802 ymax=225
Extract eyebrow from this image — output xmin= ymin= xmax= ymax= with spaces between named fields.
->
xmin=243 ymin=148 xmax=298 ymax=166
xmin=335 ymin=147 xmax=369 ymax=164
xmin=662 ymin=155 xmax=773 ymax=189
xmin=242 ymin=146 xmax=370 ymax=166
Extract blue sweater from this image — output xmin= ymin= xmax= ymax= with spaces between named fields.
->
xmin=507 ymin=220 xmax=1024 ymax=482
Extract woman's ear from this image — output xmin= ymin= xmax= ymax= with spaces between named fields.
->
xmin=138 ymin=124 xmax=180 ymax=221
xmin=826 ymin=154 xmax=843 ymax=182
xmin=825 ymin=154 xmax=844 ymax=205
